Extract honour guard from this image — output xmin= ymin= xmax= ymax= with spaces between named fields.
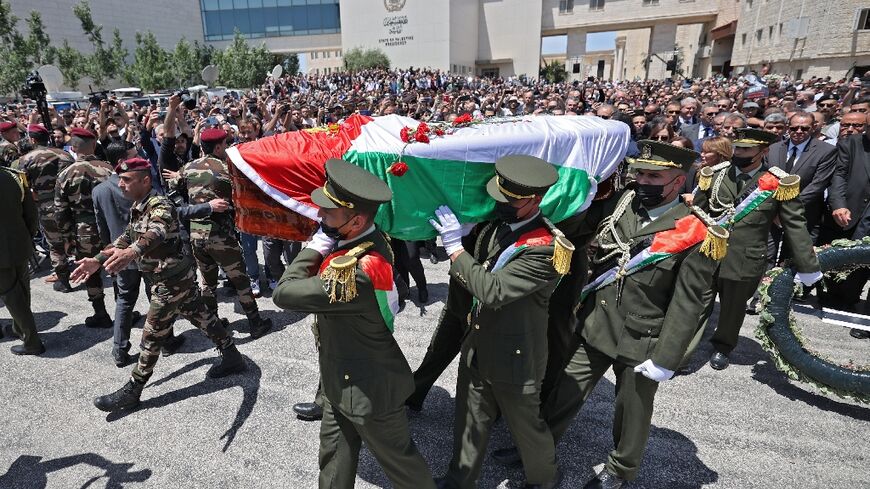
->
xmin=273 ymin=158 xmax=435 ymax=489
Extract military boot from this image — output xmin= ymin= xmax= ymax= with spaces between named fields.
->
xmin=94 ymin=378 xmax=146 ymax=412
xmin=249 ymin=315 xmax=273 ymax=340
xmin=53 ymin=278 xmax=73 ymax=293
xmin=207 ymin=342 xmax=246 ymax=378
xmin=85 ymin=301 xmax=113 ymax=328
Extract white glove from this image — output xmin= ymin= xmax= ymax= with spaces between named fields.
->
xmin=633 ymin=359 xmax=674 ymax=383
xmin=306 ymin=228 xmax=337 ymax=257
xmin=429 ymin=205 xmax=465 ymax=256
xmin=794 ymin=270 xmax=823 ymax=287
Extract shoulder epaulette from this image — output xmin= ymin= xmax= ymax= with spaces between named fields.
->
xmin=542 ymin=217 xmax=574 ymax=275
xmin=690 ymin=205 xmax=730 ymax=260
xmin=320 ymin=241 xmax=374 ymax=303
xmin=766 ymin=166 xmax=800 ymax=201
xmin=1 ymin=166 xmax=27 ymax=201
xmin=698 ymin=162 xmax=731 ymax=191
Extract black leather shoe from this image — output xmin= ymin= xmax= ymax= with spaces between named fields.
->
xmin=710 ymin=352 xmax=730 ymax=370
xmin=249 ymin=316 xmax=273 ymax=339
xmin=293 ymin=402 xmax=323 ymax=421
xmin=207 ymin=343 xmax=246 ymax=378
xmin=161 ymin=334 xmax=186 ymax=357
xmin=850 ymin=328 xmax=870 ymax=339
xmin=11 ymin=343 xmax=45 ymax=355
xmin=85 ymin=312 xmax=113 ymax=328
xmin=113 ymin=349 xmax=134 ymax=368
xmin=491 ymin=446 xmax=522 ymax=466
xmin=94 ymin=379 xmax=144 ymax=412
xmin=583 ymin=470 xmax=623 ymax=489
xmin=53 ymin=279 xmax=73 ymax=293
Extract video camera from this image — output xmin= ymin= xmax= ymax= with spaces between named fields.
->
xmin=175 ymin=89 xmax=197 ymax=111
xmin=22 ymin=72 xmax=48 ymax=100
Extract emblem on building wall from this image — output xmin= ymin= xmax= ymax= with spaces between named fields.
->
xmin=384 ymin=0 xmax=405 ymax=12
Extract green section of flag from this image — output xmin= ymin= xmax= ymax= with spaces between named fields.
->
xmin=343 ymin=150 xmax=591 ymax=241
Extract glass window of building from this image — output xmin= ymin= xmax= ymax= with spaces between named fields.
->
xmin=200 ymin=0 xmax=340 ymax=41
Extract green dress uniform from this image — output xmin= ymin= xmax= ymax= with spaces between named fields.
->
xmin=541 ymin=141 xmax=720 ymax=483
xmin=0 ymin=166 xmax=43 ymax=353
xmin=438 ymin=156 xmax=572 ymax=488
xmin=690 ymin=129 xmax=820 ymax=363
xmin=272 ymin=159 xmax=434 ymax=489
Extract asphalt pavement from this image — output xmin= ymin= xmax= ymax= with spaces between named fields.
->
xmin=0 ymin=253 xmax=868 ymax=488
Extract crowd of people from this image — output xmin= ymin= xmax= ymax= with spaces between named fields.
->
xmin=1 ymin=66 xmax=869 ymax=488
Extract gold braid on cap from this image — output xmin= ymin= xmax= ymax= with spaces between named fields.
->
xmin=320 ymin=241 xmax=374 ymax=302
xmin=321 ymin=184 xmax=355 ymax=209
xmin=631 ymin=158 xmax=682 ymax=169
xmin=497 ymin=177 xmax=536 ymax=199
xmin=733 ymin=138 xmax=768 ymax=145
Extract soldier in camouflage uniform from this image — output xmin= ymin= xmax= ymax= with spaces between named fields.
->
xmin=170 ymin=128 xmax=271 ymax=338
xmin=13 ymin=124 xmax=76 ymax=292
xmin=0 ymin=121 xmax=22 ymax=167
xmin=54 ymin=128 xmax=114 ymax=328
xmin=71 ymin=158 xmax=245 ymax=412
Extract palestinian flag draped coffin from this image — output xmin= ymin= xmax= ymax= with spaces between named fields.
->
xmin=227 ymin=114 xmax=630 ymax=241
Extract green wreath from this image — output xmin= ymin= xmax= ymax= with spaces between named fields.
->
xmin=755 ymin=237 xmax=870 ymax=404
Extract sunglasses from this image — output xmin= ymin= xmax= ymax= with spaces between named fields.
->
xmin=652 ymin=135 xmax=670 ymax=141
xmin=667 ymin=110 xmax=679 ymax=114
xmin=598 ymin=115 xmax=611 ymax=119
xmin=818 ymin=103 xmax=837 ymax=108
xmin=789 ymin=125 xmax=812 ymax=132
xmin=841 ymin=122 xmax=866 ymax=129
xmin=704 ymin=111 xmax=720 ymax=117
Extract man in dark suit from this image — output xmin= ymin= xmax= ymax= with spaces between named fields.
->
xmin=766 ymin=111 xmax=838 ymax=248
xmin=680 ymin=102 xmax=720 ymax=151
xmin=0 ymin=165 xmax=44 ymax=355
xmin=822 ymin=118 xmax=870 ymax=323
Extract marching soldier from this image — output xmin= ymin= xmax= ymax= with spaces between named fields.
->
xmin=431 ymin=155 xmax=572 ymax=489
xmin=0 ymin=121 xmax=22 ymax=167
xmin=493 ymin=141 xmax=723 ymax=489
xmin=690 ymin=128 xmax=822 ymax=370
xmin=54 ymin=128 xmax=114 ymax=328
xmin=273 ymin=158 xmax=435 ymax=489
xmin=171 ymin=127 xmax=271 ymax=338
xmin=13 ymin=124 xmax=76 ymax=292
xmin=0 ymin=163 xmax=44 ymax=354
xmin=70 ymin=158 xmax=245 ymax=412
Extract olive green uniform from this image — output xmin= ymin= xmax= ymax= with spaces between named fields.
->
xmin=273 ymin=229 xmax=434 ymax=489
xmin=0 ymin=166 xmax=41 ymax=349
xmin=542 ymin=191 xmax=718 ymax=481
xmin=441 ymin=215 xmax=562 ymax=488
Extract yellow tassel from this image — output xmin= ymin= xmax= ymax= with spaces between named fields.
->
xmin=320 ymin=255 xmax=358 ymax=303
xmin=699 ymin=225 xmax=729 ymax=260
xmin=698 ymin=167 xmax=714 ymax=191
xmin=774 ymin=175 xmax=800 ymax=201
xmin=551 ymin=235 xmax=575 ymax=275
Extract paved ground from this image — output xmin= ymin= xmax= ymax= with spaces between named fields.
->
xmin=1 ymin=253 xmax=868 ymax=489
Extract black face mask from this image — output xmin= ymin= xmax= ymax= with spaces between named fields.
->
xmin=494 ymin=199 xmax=532 ymax=224
xmin=731 ymin=154 xmax=757 ymax=168
xmin=635 ymin=176 xmax=679 ymax=208
xmin=320 ymin=214 xmax=356 ymax=241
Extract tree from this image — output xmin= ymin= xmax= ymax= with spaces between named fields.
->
xmin=540 ymin=60 xmax=567 ymax=84
xmin=25 ymin=11 xmax=55 ymax=66
xmin=125 ymin=31 xmax=173 ymax=91
xmin=171 ymin=37 xmax=201 ymax=87
xmin=193 ymin=40 xmax=216 ymax=70
xmin=214 ymin=31 xmax=273 ymax=88
xmin=0 ymin=1 xmax=31 ymax=96
xmin=342 ymin=47 xmax=390 ymax=72
xmin=272 ymin=53 xmax=299 ymax=76
xmin=73 ymin=0 xmax=127 ymax=86
xmin=56 ymin=40 xmax=85 ymax=89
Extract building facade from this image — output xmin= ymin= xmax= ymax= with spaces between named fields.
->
xmin=731 ymin=0 xmax=870 ymax=79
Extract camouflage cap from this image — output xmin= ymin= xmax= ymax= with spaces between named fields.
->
xmin=733 ymin=127 xmax=779 ymax=148
xmin=311 ymin=158 xmax=392 ymax=213
xmin=486 ymin=155 xmax=559 ymax=203
xmin=630 ymin=140 xmax=699 ymax=172
xmin=115 ymin=157 xmax=151 ymax=174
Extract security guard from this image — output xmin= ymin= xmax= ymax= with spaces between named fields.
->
xmin=172 ymin=127 xmax=271 ymax=338
xmin=13 ymin=124 xmax=76 ymax=292
xmin=273 ymin=158 xmax=434 ymax=489
xmin=690 ymin=127 xmax=821 ymax=369
xmin=431 ymin=155 xmax=572 ymax=489
xmin=71 ymin=158 xmax=245 ymax=412
xmin=54 ymin=128 xmax=114 ymax=328
xmin=493 ymin=141 xmax=722 ymax=489
xmin=0 ymin=163 xmax=44 ymax=354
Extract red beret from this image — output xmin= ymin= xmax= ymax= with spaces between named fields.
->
xmin=200 ymin=128 xmax=228 ymax=144
xmin=115 ymin=157 xmax=151 ymax=174
xmin=70 ymin=127 xmax=97 ymax=139
xmin=0 ymin=121 xmax=17 ymax=132
xmin=27 ymin=124 xmax=48 ymax=134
